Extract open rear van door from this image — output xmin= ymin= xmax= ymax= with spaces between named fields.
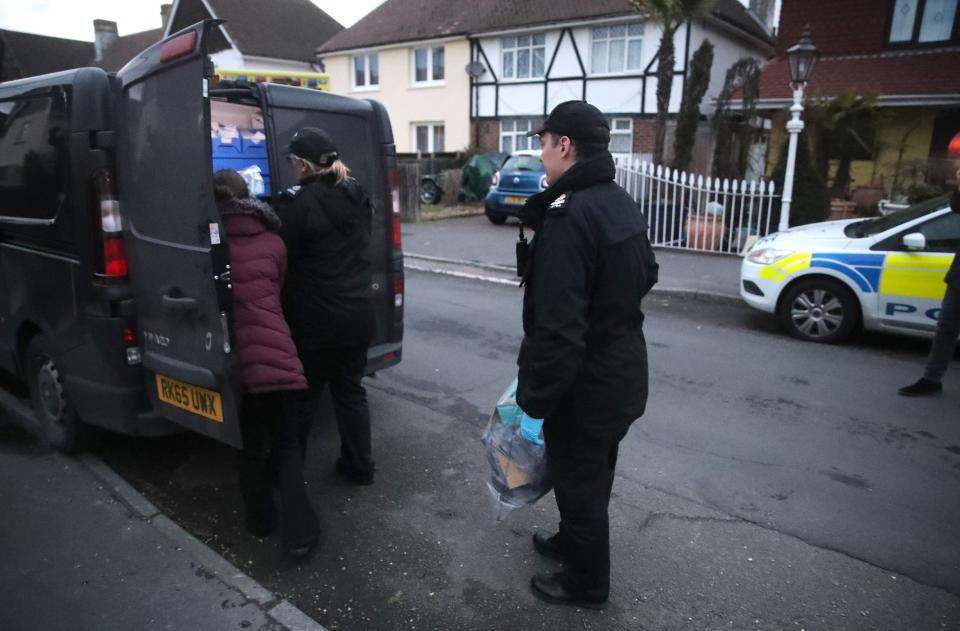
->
xmin=116 ymin=21 xmax=243 ymax=447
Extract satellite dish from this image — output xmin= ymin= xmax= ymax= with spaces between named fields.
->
xmin=465 ymin=61 xmax=486 ymax=78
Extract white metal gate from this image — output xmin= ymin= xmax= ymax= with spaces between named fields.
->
xmin=615 ymin=160 xmax=779 ymax=255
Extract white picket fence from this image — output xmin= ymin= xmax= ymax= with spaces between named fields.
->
xmin=615 ymin=161 xmax=779 ymax=255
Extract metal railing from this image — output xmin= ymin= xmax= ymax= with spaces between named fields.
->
xmin=615 ymin=160 xmax=779 ymax=255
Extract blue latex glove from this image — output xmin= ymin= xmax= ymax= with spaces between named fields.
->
xmin=519 ymin=412 xmax=544 ymax=445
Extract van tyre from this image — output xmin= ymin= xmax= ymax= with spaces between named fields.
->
xmin=780 ymin=278 xmax=859 ymax=344
xmin=486 ymin=212 xmax=507 ymax=225
xmin=26 ymin=335 xmax=87 ymax=453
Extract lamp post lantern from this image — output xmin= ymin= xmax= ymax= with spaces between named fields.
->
xmin=778 ymin=27 xmax=818 ymax=232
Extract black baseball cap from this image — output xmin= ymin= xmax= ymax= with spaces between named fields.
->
xmin=527 ymin=100 xmax=610 ymax=144
xmin=289 ymin=127 xmax=338 ymax=166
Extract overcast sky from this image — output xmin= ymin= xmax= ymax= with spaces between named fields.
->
xmin=0 ymin=0 xmax=387 ymax=40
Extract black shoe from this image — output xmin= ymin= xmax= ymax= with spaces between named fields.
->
xmin=286 ymin=537 xmax=318 ymax=560
xmin=242 ymin=500 xmax=277 ymax=538
xmin=898 ymin=378 xmax=942 ymax=397
xmin=335 ymin=458 xmax=375 ymax=485
xmin=530 ymin=572 xmax=607 ymax=610
xmin=533 ymin=530 xmax=567 ymax=562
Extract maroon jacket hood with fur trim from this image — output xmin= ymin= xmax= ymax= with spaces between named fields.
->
xmin=219 ymin=197 xmax=307 ymax=393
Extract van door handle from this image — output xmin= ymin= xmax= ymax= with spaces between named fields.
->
xmin=161 ymin=293 xmax=199 ymax=312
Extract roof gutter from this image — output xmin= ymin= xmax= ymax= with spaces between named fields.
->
xmin=318 ymin=34 xmax=464 ymax=57
xmin=736 ymin=94 xmax=960 ymax=110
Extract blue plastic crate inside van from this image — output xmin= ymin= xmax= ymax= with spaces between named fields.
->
xmin=211 ymin=130 xmax=272 ymax=197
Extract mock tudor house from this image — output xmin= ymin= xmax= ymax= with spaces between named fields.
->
xmin=319 ymin=0 xmax=774 ymax=156
xmin=758 ymin=0 xmax=960 ymax=196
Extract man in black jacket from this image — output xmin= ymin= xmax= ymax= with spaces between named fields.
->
xmin=275 ymin=127 xmax=376 ymax=556
xmin=516 ymin=101 xmax=659 ymax=608
xmin=899 ymin=169 xmax=960 ymax=397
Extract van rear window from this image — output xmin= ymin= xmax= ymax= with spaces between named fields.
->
xmin=0 ymin=89 xmax=68 ymax=221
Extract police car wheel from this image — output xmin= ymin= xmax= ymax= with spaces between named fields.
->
xmin=779 ymin=278 xmax=859 ymax=344
xmin=26 ymin=335 xmax=87 ymax=453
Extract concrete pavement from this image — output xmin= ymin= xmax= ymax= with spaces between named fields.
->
xmin=401 ymin=214 xmax=743 ymax=303
xmin=0 ymin=399 xmax=325 ymax=631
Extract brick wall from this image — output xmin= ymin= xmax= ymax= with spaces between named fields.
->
xmin=777 ymin=0 xmax=893 ymax=55
xmin=633 ymin=119 xmax=656 ymax=155
xmin=472 ymin=120 xmax=500 ymax=152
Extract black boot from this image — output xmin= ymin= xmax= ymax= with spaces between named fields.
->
xmin=898 ymin=378 xmax=942 ymax=397
xmin=530 ymin=572 xmax=607 ymax=609
xmin=335 ymin=458 xmax=375 ymax=485
xmin=532 ymin=530 xmax=567 ymax=561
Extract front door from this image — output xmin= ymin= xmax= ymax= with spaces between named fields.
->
xmin=116 ymin=21 xmax=242 ymax=447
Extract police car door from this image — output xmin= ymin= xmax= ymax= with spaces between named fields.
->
xmin=877 ymin=207 xmax=960 ymax=332
xmin=115 ymin=21 xmax=242 ymax=447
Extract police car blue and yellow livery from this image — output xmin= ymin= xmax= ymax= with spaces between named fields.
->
xmin=741 ymin=195 xmax=958 ymax=343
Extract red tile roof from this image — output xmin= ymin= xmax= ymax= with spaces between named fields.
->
xmin=757 ymin=47 xmax=960 ymax=103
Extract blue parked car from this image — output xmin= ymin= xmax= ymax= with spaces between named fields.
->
xmin=484 ymin=150 xmax=547 ymax=224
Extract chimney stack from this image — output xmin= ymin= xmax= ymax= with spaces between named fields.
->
xmin=93 ymin=19 xmax=118 ymax=62
xmin=161 ymin=4 xmax=172 ymax=31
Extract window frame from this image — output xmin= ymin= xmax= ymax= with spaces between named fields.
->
xmin=411 ymin=122 xmax=445 ymax=153
xmin=886 ymin=0 xmax=960 ymax=46
xmin=411 ymin=45 xmax=446 ymax=87
xmin=500 ymin=33 xmax=547 ymax=82
xmin=499 ymin=118 xmax=539 ymax=153
xmin=351 ymin=52 xmax=380 ymax=91
xmin=608 ymin=117 xmax=634 ymax=155
xmin=589 ymin=22 xmax=644 ymax=76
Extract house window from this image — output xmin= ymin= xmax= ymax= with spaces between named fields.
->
xmin=608 ymin=118 xmax=633 ymax=154
xmin=413 ymin=46 xmax=445 ymax=85
xmin=889 ymin=0 xmax=958 ymax=43
xmin=353 ymin=53 xmax=379 ymax=89
xmin=412 ymin=123 xmax=444 ymax=153
xmin=501 ymin=34 xmax=546 ymax=80
xmin=500 ymin=119 xmax=540 ymax=153
xmin=591 ymin=23 xmax=643 ymax=74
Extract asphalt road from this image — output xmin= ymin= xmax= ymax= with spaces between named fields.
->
xmin=83 ymin=269 xmax=960 ymax=630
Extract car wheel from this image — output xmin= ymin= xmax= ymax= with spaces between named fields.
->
xmin=486 ymin=213 xmax=507 ymax=225
xmin=779 ymin=278 xmax=859 ymax=344
xmin=26 ymin=335 xmax=86 ymax=453
xmin=420 ymin=180 xmax=440 ymax=205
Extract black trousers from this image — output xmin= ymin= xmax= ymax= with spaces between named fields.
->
xmin=543 ymin=407 xmax=628 ymax=600
xmin=237 ymin=391 xmax=319 ymax=548
xmin=287 ymin=345 xmax=374 ymax=477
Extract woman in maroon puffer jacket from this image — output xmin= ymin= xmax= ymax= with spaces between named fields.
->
xmin=213 ymin=170 xmax=313 ymax=547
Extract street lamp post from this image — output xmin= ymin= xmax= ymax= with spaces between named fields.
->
xmin=779 ymin=28 xmax=819 ymax=232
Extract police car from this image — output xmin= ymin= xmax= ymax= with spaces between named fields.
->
xmin=740 ymin=195 xmax=959 ymax=343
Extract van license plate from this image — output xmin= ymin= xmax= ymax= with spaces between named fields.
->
xmin=505 ymin=196 xmax=527 ymax=205
xmin=155 ymin=374 xmax=223 ymax=423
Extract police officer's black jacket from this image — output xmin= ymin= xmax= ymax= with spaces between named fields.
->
xmin=947 ymin=190 xmax=960 ymax=290
xmin=277 ymin=173 xmax=374 ymax=350
xmin=516 ymin=153 xmax=659 ymax=435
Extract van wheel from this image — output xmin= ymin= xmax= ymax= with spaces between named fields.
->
xmin=486 ymin=213 xmax=507 ymax=225
xmin=26 ymin=335 xmax=86 ymax=453
xmin=779 ymin=278 xmax=859 ymax=344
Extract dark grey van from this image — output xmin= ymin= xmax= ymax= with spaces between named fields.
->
xmin=0 ymin=21 xmax=403 ymax=452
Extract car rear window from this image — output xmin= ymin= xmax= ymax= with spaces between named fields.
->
xmin=502 ymin=155 xmax=542 ymax=171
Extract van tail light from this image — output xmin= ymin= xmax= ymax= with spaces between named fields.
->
xmin=123 ymin=325 xmax=142 ymax=365
xmin=393 ymin=276 xmax=404 ymax=308
xmin=539 ymin=175 xmax=548 ymax=190
xmin=491 ymin=171 xmax=499 ymax=188
xmin=388 ymin=168 xmax=401 ymax=250
xmin=160 ymin=31 xmax=197 ymax=63
xmin=93 ymin=170 xmax=128 ymax=279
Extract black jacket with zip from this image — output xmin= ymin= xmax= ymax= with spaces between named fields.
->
xmin=277 ymin=173 xmax=374 ymax=350
xmin=516 ymin=153 xmax=659 ymax=435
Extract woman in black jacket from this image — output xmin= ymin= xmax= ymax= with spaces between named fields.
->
xmin=276 ymin=128 xmax=376 ymax=553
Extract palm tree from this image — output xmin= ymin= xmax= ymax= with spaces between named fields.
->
xmin=628 ymin=0 xmax=717 ymax=164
